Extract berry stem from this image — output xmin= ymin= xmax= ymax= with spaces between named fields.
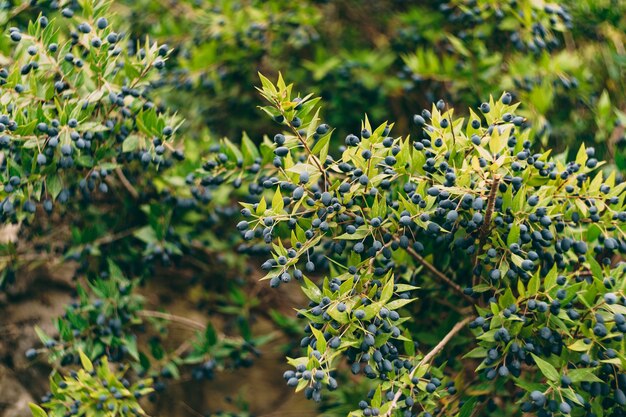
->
xmin=114 ymin=166 xmax=139 ymax=199
xmin=403 ymin=240 xmax=475 ymax=304
xmin=384 ymin=316 xmax=474 ymax=417
xmin=472 ymin=174 xmax=501 ymax=289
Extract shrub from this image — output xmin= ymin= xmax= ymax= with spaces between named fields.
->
xmin=203 ymin=74 xmax=626 ymax=416
xmin=0 ymin=1 xmax=259 ymax=411
xmin=91 ymin=0 xmax=626 ymax=165
xmin=29 ymin=351 xmax=153 ymax=417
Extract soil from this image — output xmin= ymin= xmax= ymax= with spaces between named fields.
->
xmin=0 ymin=242 xmax=317 ymax=417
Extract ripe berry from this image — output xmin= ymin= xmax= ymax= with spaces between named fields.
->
xmin=96 ymin=17 xmax=109 ymax=29
xmin=413 ymin=114 xmax=425 ymax=126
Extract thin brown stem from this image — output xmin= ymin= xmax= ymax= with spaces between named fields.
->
xmin=472 ymin=175 xmax=501 ymax=288
xmin=92 ymin=227 xmax=138 ymax=246
xmin=138 ymin=310 xmax=244 ymax=343
xmin=384 ymin=316 xmax=473 ymax=417
xmin=274 ymin=99 xmax=329 ymax=191
xmin=403 ymin=242 xmax=474 ymax=304
xmin=139 ymin=310 xmax=205 ymax=330
xmin=114 ymin=167 xmax=139 ymax=199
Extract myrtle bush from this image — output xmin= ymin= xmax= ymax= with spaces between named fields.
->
xmin=0 ymin=1 xmax=261 ymax=413
xmin=29 ymin=351 xmax=153 ymax=417
xmin=9 ymin=1 xmax=619 ymax=158
xmin=1 ymin=0 xmax=188 ymax=219
xmin=70 ymin=0 xmax=625 ymax=165
xmin=202 ymin=74 xmax=626 ymax=416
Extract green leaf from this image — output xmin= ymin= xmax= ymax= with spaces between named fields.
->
xmin=527 ymin=271 xmax=540 ymax=295
xmin=122 ymin=135 xmax=140 ymax=152
xmin=567 ymin=339 xmax=590 ymax=352
xmin=575 ymin=143 xmax=587 ymax=166
xmin=133 ymin=226 xmax=158 ymax=244
xmin=562 ymin=387 xmax=584 ymax=405
xmin=507 ymin=224 xmax=520 ymax=246
xmin=327 ymin=304 xmax=349 ymax=324
xmin=222 ymin=138 xmax=243 ymax=163
xmin=46 ymin=174 xmax=63 ymax=200
xmin=301 ymin=276 xmax=322 ymax=303
xmin=34 ymin=326 xmax=53 ymax=345
xmin=568 ymin=368 xmax=602 ymax=383
xmin=107 ymin=259 xmax=124 ymax=281
xmin=124 ymin=335 xmax=139 ymax=361
xmin=336 ymin=226 xmax=369 ymax=240
xmin=311 ymin=131 xmax=332 ymax=162
xmin=531 ymin=353 xmax=559 ymax=382
xmin=463 ymin=347 xmax=487 ymax=359
xmin=458 ymin=397 xmax=477 ymax=417
xmin=29 ymin=404 xmax=47 ymax=417
xmin=544 ymin=265 xmax=558 ymax=290
xmin=205 ymin=323 xmax=217 ymax=347
xmin=258 ymin=72 xmax=278 ymax=96
xmin=256 ymin=196 xmax=267 ymax=215
xmin=79 ymin=349 xmax=94 ymax=372
xmin=386 ymin=298 xmax=416 ymax=310
xmin=272 ymin=188 xmax=284 ymax=212
xmin=588 ymin=256 xmax=603 ymax=282
xmin=380 ymin=277 xmax=394 ymax=303
xmin=366 ymin=387 xmax=380 ymax=410
xmin=362 ymin=302 xmax=382 ymax=320
xmin=499 ymin=288 xmax=516 ymax=309
xmin=241 ymin=132 xmax=260 ymax=166
xmin=310 ymin=326 xmax=326 ymax=353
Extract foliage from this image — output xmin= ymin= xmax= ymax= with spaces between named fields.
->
xmin=0 ymin=1 xmax=258 ymax=413
xmin=0 ymin=0 xmax=180 ymax=220
xmin=96 ymin=0 xmax=626 ymax=165
xmin=203 ymin=74 xmax=626 ymax=416
xmin=29 ymin=351 xmax=153 ymax=417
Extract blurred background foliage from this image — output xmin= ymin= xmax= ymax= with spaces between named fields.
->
xmin=5 ymin=0 xmax=623 ymax=161
xmin=118 ymin=0 xmax=625 ymax=164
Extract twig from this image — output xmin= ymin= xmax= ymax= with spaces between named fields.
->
xmin=403 ymin=243 xmax=474 ymax=304
xmin=479 ymin=175 xmax=500 ymax=243
xmin=384 ymin=316 xmax=473 ymax=417
xmin=92 ymin=227 xmax=138 ymax=246
xmin=180 ymin=401 xmax=206 ymax=417
xmin=472 ymin=175 xmax=500 ymax=287
xmin=138 ymin=310 xmax=205 ymax=331
xmin=115 ymin=167 xmax=139 ymax=199
xmin=173 ymin=340 xmax=192 ymax=358
xmin=274 ymin=99 xmax=329 ymax=191
xmin=138 ymin=310 xmax=245 ymax=344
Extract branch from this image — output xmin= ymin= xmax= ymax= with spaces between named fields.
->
xmin=472 ymin=175 xmax=500 ymax=287
xmin=92 ymin=227 xmax=138 ymax=246
xmin=403 ymin=242 xmax=474 ymax=304
xmin=274 ymin=99 xmax=329 ymax=191
xmin=114 ymin=166 xmax=139 ymax=200
xmin=139 ymin=310 xmax=205 ymax=330
xmin=138 ymin=310 xmax=247 ymax=345
xmin=384 ymin=316 xmax=473 ymax=417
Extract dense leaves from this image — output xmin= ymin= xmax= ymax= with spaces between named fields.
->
xmin=203 ymin=75 xmax=626 ymax=416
